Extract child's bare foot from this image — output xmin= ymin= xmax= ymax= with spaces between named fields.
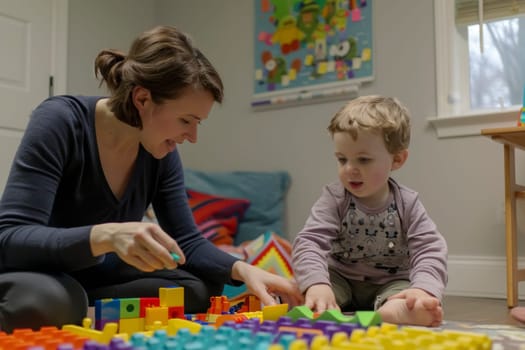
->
xmin=378 ymin=297 xmax=443 ymax=327
xmin=510 ymin=306 xmax=525 ymax=323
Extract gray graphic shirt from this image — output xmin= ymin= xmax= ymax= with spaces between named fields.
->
xmin=332 ymin=197 xmax=409 ymax=274
xmin=292 ymin=178 xmax=448 ymax=300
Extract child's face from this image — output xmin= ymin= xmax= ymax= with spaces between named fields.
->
xmin=333 ymin=130 xmax=405 ymax=208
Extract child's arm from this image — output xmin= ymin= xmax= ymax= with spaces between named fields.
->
xmin=292 ymin=183 xmax=345 ymax=295
xmin=405 ymin=199 xmax=448 ymax=301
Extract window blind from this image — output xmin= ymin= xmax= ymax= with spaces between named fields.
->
xmin=456 ymin=0 xmax=525 ymax=25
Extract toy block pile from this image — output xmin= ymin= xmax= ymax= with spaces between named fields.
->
xmin=0 ymin=286 xmax=493 ymax=350
xmin=94 ymin=287 xmax=185 ymax=333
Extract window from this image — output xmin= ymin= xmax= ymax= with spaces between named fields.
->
xmin=429 ymin=0 xmax=525 ymax=138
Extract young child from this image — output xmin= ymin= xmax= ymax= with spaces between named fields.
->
xmin=292 ymin=95 xmax=448 ymax=327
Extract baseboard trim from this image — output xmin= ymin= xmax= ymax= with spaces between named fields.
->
xmin=447 ymin=255 xmax=525 ymax=299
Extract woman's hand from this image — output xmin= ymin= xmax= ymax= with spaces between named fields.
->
xmin=231 ymin=261 xmax=303 ymax=307
xmin=304 ymin=284 xmax=339 ymax=313
xmin=90 ymin=222 xmax=185 ymax=272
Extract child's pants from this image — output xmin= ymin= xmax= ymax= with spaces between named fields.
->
xmin=329 ymin=266 xmax=410 ymax=311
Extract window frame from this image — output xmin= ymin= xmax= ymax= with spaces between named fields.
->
xmin=428 ymin=0 xmax=520 ymax=138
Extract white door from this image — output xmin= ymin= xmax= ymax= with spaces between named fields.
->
xmin=0 ymin=0 xmax=66 ymax=192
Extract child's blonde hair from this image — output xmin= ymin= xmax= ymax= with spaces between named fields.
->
xmin=327 ymin=95 xmax=411 ymax=154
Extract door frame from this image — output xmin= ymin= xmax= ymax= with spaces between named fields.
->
xmin=51 ymin=0 xmax=68 ymax=95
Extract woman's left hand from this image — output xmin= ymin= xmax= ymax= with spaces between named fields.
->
xmin=231 ymin=261 xmax=303 ymax=307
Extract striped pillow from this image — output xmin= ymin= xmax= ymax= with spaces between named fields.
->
xmin=197 ymin=217 xmax=238 ymax=246
xmin=187 ymin=189 xmax=250 ymax=244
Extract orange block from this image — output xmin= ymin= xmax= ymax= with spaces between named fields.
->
xmin=214 ymin=314 xmax=248 ymax=328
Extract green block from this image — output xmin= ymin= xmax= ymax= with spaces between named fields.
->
xmin=316 ymin=309 xmax=356 ymax=323
xmin=354 ymin=311 xmax=382 ymax=327
xmin=286 ymin=305 xmax=314 ymax=321
xmin=120 ymin=298 xmax=140 ymax=319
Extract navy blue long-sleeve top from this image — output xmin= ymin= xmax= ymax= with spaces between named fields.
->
xmin=0 ymin=95 xmax=238 ymax=284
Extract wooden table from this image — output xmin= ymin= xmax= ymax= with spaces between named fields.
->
xmin=482 ymin=126 xmax=525 ymax=308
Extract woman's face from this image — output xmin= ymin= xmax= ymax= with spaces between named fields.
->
xmin=137 ymin=87 xmax=214 ymax=159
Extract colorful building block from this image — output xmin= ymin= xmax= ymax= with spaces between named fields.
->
xmin=145 ymin=306 xmax=169 ymax=327
xmin=95 ymin=298 xmax=120 ymax=320
xmin=262 ymin=303 xmax=289 ymax=321
xmin=286 ymin=305 xmax=315 ymax=321
xmin=167 ymin=306 xmax=185 ymax=319
xmin=119 ymin=297 xmax=140 ymax=319
xmin=139 ymin=297 xmax=160 ymax=317
xmin=78 ymin=286 xmax=499 ymax=350
xmin=159 ymin=286 xmax=184 ymax=307
xmin=118 ymin=317 xmax=145 ymax=334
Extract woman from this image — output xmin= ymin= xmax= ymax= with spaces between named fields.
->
xmin=0 ymin=25 xmax=301 ymax=332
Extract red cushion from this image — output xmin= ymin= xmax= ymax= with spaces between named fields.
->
xmin=187 ymin=189 xmax=250 ymax=224
xmin=197 ymin=217 xmax=238 ymax=246
xmin=186 ymin=189 xmax=250 ymax=245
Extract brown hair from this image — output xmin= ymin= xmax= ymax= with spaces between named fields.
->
xmin=327 ymin=95 xmax=411 ymax=154
xmin=94 ymin=25 xmax=224 ymax=128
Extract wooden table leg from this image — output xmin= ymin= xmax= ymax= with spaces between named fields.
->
xmin=504 ymin=144 xmax=518 ymax=308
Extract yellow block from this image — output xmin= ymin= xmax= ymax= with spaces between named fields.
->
xmin=262 ymin=304 xmax=288 ymax=321
xmin=145 ymin=306 xmax=168 ymax=326
xmin=166 ymin=318 xmax=202 ymax=335
xmin=159 ymin=287 xmax=184 ymax=307
xmin=62 ymin=320 xmax=119 ymax=344
xmin=119 ymin=317 xmax=145 ymax=334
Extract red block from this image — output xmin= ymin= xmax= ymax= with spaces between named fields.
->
xmin=139 ymin=297 xmax=160 ymax=317
xmin=168 ymin=306 xmax=185 ymax=319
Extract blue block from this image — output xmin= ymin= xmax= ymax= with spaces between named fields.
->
xmin=95 ymin=298 xmax=121 ymax=322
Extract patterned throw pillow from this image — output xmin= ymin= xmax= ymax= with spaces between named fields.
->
xmin=197 ymin=217 xmax=239 ymax=246
xmin=186 ymin=189 xmax=251 ymax=244
xmin=184 ymin=169 xmax=291 ymax=245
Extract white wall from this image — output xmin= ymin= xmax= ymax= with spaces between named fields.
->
xmin=64 ymin=0 xmax=525 ymax=298
xmin=67 ymin=0 xmax=158 ymax=95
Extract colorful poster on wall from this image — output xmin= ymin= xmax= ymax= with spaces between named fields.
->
xmin=253 ymin=0 xmax=373 ymax=108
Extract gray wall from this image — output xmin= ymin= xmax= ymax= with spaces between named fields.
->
xmin=67 ymin=0 xmax=158 ymax=95
xmin=67 ymin=0 xmax=523 ymax=298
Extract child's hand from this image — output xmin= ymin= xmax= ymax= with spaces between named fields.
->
xmin=388 ymin=288 xmax=439 ymax=310
xmin=304 ymin=284 xmax=340 ymax=313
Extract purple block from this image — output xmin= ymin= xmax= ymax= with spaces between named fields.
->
xmin=300 ymin=332 xmax=316 ymax=345
xmin=276 ymin=316 xmax=293 ymax=327
xmin=94 ymin=318 xmax=117 ymax=331
xmin=339 ymin=323 xmax=361 ymax=334
xmin=324 ymin=325 xmax=344 ymax=338
xmin=312 ymin=320 xmax=335 ymax=331
xmin=258 ymin=323 xmax=277 ymax=333
xmin=57 ymin=346 xmax=74 ymax=350
xmin=82 ymin=340 xmax=99 ymax=350
xmin=221 ymin=321 xmax=238 ymax=328
xmin=294 ymin=319 xmax=313 ymax=328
